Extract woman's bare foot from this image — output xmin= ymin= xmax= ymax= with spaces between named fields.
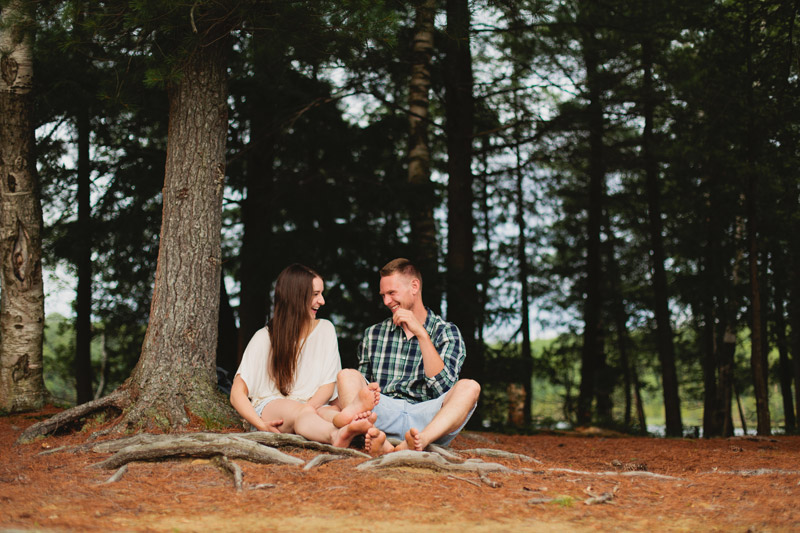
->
xmin=331 ymin=417 xmax=374 ymax=448
xmin=364 ymin=427 xmax=394 ymax=456
xmin=333 ymin=384 xmax=380 ymax=428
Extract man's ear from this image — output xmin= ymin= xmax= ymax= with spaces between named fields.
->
xmin=410 ymin=278 xmax=420 ymax=294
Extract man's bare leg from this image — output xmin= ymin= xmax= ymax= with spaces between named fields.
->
xmin=364 ymin=427 xmax=394 ymax=456
xmin=394 ymin=379 xmax=480 ymax=451
xmin=332 ymin=383 xmax=380 ymax=428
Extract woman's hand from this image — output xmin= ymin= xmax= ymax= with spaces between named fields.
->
xmin=260 ymin=418 xmax=283 ymax=433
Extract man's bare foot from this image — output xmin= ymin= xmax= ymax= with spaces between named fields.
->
xmin=333 ymin=384 xmax=380 ymax=428
xmin=403 ymin=427 xmax=424 ymax=451
xmin=331 ymin=417 xmax=373 ymax=448
xmin=364 ymin=427 xmax=394 ymax=456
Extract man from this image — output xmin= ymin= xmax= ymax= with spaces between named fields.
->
xmin=336 ymin=258 xmax=480 ymax=454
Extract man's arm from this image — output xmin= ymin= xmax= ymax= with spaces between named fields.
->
xmin=391 ymin=308 xmax=444 ymax=377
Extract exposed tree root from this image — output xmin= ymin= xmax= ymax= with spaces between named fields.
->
xmin=92 ymin=433 xmax=305 ymax=470
xmin=212 ymin=456 xmax=243 ymax=491
xmin=303 ymin=454 xmax=348 ymax=471
xmin=356 ymin=450 xmax=519 ymax=474
xmin=584 ymin=485 xmax=619 ymax=504
xmin=462 ymin=448 xmax=542 ymax=464
xmin=101 ymin=464 xmax=128 ymax=484
xmin=237 ymin=432 xmax=370 ymax=458
xmin=701 ymin=468 xmax=800 ymax=476
xmin=426 ymin=444 xmax=464 ymax=461
xmin=17 ymin=388 xmax=131 ymax=444
xmin=548 ymin=467 xmax=681 ymax=480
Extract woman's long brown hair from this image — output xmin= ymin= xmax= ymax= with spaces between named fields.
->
xmin=268 ymin=264 xmax=321 ymax=396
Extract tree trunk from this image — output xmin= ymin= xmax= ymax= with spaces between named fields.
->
xmin=603 ymin=217 xmax=633 ymax=430
xmin=642 ymin=36 xmax=682 ymax=437
xmin=408 ymin=0 xmax=441 ymax=313
xmin=791 ymin=265 xmax=800 ymax=427
xmin=744 ymin=2 xmax=770 ymax=436
xmin=0 ymin=0 xmax=47 ymax=413
xmin=444 ymin=0 xmax=479 ymax=382
xmin=237 ymin=36 xmax=276 ymax=358
xmin=75 ymin=105 xmax=94 ymax=405
xmin=120 ymin=39 xmax=236 ymax=430
xmin=576 ymin=13 xmax=606 ymax=426
xmin=774 ymin=276 xmax=796 ymax=431
xmin=514 ymin=136 xmax=533 ymax=428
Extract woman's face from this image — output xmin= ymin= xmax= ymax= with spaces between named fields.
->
xmin=309 ymin=276 xmax=325 ymax=319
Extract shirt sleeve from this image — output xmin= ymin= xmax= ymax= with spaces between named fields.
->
xmin=235 ymin=328 xmax=270 ymax=401
xmin=423 ymin=322 xmax=465 ymax=397
xmin=357 ymin=331 xmax=373 ymax=381
xmin=318 ymin=321 xmax=342 ymax=399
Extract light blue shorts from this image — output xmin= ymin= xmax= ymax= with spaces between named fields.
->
xmin=373 ymin=390 xmax=476 ymax=446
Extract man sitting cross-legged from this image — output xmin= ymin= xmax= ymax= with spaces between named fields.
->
xmin=336 ymin=258 xmax=480 ymax=455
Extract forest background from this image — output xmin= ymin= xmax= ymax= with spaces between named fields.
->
xmin=1 ymin=0 xmax=799 ymax=440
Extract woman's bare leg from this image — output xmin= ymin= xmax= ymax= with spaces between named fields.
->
xmin=294 ymin=405 xmax=375 ymax=446
xmin=258 ymin=399 xmax=307 ymax=434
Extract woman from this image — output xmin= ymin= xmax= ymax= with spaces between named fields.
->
xmin=230 ymin=264 xmax=375 ymax=447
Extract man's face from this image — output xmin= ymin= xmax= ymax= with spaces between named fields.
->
xmin=379 ymin=273 xmax=415 ymax=314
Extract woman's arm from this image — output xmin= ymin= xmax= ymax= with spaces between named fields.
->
xmin=306 ymin=382 xmax=335 ymax=409
xmin=230 ymin=375 xmax=282 ymax=432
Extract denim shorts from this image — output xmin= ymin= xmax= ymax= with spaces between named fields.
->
xmin=373 ymin=390 xmax=475 ymax=446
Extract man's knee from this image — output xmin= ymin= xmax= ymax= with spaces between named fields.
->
xmin=454 ymin=379 xmax=481 ymax=404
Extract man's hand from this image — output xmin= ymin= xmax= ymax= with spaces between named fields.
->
xmin=392 ymin=308 xmax=426 ymax=339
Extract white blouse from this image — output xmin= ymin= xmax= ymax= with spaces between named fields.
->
xmin=236 ymin=319 xmax=342 ymax=407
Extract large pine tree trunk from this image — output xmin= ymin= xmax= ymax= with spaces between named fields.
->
xmin=444 ymin=0 xmax=479 ymax=381
xmin=121 ymin=39 xmax=236 ymax=430
xmin=642 ymin=37 xmax=682 ymax=437
xmin=408 ymin=0 xmax=441 ymax=312
xmin=0 ymin=0 xmax=47 ymax=413
xmin=576 ymin=14 xmax=606 ymax=426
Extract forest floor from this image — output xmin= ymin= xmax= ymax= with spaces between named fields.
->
xmin=1 ymin=406 xmax=799 ymax=532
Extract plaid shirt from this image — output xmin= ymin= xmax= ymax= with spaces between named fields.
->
xmin=357 ymin=307 xmax=466 ymax=403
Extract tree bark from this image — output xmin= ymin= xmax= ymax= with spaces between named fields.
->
xmin=774 ymin=273 xmax=796 ymax=431
xmin=744 ymin=1 xmax=770 ymax=436
xmin=237 ymin=36 xmax=276 ymax=358
xmin=576 ymin=8 xmax=607 ymax=426
xmin=0 ymin=0 xmax=47 ymax=413
xmin=444 ymin=0 xmax=479 ymax=383
xmin=642 ymin=36 xmax=682 ymax=437
xmin=514 ymin=128 xmax=533 ymax=428
xmin=121 ymin=38 xmax=236 ymax=430
xmin=408 ymin=0 xmax=441 ymax=312
xmin=75 ymin=104 xmax=94 ymax=405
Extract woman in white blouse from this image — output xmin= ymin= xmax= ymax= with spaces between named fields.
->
xmin=230 ymin=264 xmax=376 ymax=447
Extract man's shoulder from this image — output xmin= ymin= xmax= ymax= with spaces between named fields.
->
xmin=425 ymin=308 xmax=461 ymax=334
xmin=363 ymin=316 xmax=394 ymax=335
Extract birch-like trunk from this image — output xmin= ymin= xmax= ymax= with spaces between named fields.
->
xmin=0 ymin=0 xmax=46 ymax=412
xmin=408 ymin=0 xmax=440 ymax=311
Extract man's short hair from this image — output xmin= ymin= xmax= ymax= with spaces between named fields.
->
xmin=380 ymin=258 xmax=422 ymax=287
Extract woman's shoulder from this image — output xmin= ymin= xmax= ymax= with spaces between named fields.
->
xmin=245 ymin=326 xmax=270 ymax=348
xmin=315 ymin=318 xmax=336 ymax=334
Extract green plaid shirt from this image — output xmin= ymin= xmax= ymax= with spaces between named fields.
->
xmin=357 ymin=307 xmax=466 ymax=403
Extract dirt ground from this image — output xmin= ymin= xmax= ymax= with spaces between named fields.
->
xmin=1 ymin=407 xmax=799 ymax=532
